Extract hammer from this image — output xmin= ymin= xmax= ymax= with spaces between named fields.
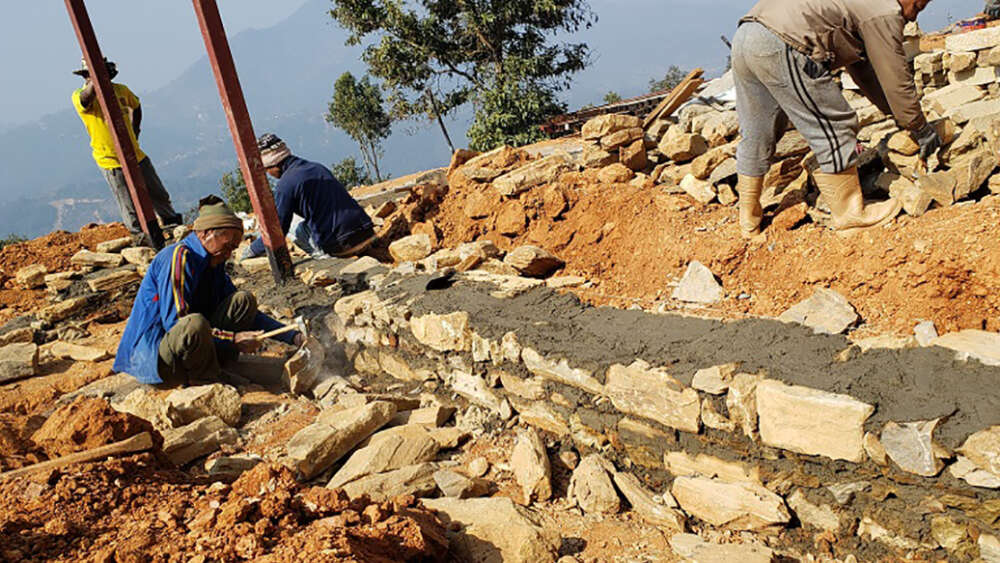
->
xmin=256 ymin=315 xmax=307 ymax=340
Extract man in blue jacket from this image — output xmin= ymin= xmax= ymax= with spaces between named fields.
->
xmin=243 ymin=133 xmax=375 ymax=260
xmin=114 ymin=195 xmax=302 ymax=386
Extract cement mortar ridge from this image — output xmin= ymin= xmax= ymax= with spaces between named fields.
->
xmin=376 ymin=273 xmax=1000 ymax=449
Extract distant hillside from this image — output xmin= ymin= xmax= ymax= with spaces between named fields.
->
xmin=0 ymin=0 xmax=464 ymax=237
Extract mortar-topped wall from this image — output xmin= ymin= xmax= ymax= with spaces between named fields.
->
xmin=327 ymin=271 xmax=1000 ymax=559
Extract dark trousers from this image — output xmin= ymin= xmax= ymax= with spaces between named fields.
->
xmin=157 ymin=291 xmax=257 ymax=386
xmin=101 ymin=157 xmax=181 ymax=234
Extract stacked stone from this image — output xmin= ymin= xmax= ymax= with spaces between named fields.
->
xmin=579 ymin=113 xmax=654 ymax=175
xmin=329 ymin=277 xmax=1000 ymax=560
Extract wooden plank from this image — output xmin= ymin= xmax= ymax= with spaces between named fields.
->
xmin=643 ymin=68 xmax=706 ymax=129
xmin=0 ymin=432 xmax=153 ymax=481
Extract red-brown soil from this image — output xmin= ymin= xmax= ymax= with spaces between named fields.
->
xmin=30 ymin=396 xmax=156 ymax=458
xmin=0 ymin=458 xmax=448 ymax=562
xmin=401 ymin=163 xmax=1000 ymax=336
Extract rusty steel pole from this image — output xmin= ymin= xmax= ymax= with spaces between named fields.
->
xmin=64 ymin=0 xmax=165 ymax=249
xmin=191 ymin=0 xmax=294 ymax=283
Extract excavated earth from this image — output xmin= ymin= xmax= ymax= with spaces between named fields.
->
xmin=414 ymin=162 xmax=1000 ymax=337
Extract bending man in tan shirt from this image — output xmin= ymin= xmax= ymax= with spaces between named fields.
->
xmin=731 ymin=0 xmax=939 ymax=237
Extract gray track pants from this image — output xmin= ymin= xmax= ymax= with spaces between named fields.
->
xmin=101 ymin=157 xmax=180 ymax=233
xmin=732 ymin=21 xmax=859 ymax=176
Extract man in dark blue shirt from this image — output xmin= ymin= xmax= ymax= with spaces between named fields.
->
xmin=243 ymin=133 xmax=375 ymax=259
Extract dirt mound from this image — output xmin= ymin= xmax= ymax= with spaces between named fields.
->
xmin=30 ymin=396 xmax=156 ymax=458
xmin=0 ymin=223 xmax=129 ymax=322
xmin=0 ymin=415 xmax=43 ymax=471
xmin=393 ymin=165 xmax=1000 ymax=336
xmin=0 ymin=455 xmax=448 ymax=562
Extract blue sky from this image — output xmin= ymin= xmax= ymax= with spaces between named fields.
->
xmin=0 ymin=0 xmax=984 ymax=128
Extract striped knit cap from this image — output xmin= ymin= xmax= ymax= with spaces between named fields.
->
xmin=258 ymin=133 xmax=291 ymax=168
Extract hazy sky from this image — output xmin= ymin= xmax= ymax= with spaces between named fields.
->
xmin=0 ymin=1 xmax=309 ymax=125
xmin=0 ymin=0 xmax=984 ymax=127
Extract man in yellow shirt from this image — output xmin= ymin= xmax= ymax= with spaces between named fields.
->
xmin=72 ymin=58 xmax=181 ymax=240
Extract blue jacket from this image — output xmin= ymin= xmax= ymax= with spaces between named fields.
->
xmin=249 ymin=156 xmax=373 ymax=255
xmin=113 ymin=233 xmax=294 ymax=384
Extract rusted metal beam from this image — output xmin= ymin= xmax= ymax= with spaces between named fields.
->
xmin=191 ymin=0 xmax=293 ymax=283
xmin=64 ymin=0 xmax=164 ymax=249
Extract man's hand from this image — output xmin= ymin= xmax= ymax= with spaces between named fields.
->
xmin=988 ymin=0 xmax=1000 ymax=19
xmin=913 ymin=122 xmax=942 ymax=159
xmin=234 ymin=331 xmax=264 ymax=354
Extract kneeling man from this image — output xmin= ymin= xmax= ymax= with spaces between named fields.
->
xmin=114 ymin=195 xmax=302 ymax=386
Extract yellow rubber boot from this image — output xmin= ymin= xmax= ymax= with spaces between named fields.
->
xmin=737 ymin=175 xmax=764 ymax=238
xmin=814 ymin=166 xmax=901 ymax=233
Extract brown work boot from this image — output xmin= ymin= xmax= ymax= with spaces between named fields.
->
xmin=737 ymin=174 xmax=764 ymax=238
xmin=814 ymin=166 xmax=901 ymax=233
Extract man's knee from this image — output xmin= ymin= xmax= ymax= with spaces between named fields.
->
xmin=175 ymin=313 xmax=213 ymax=349
xmin=213 ymin=290 xmax=258 ymax=332
xmin=230 ymin=291 xmax=257 ymax=318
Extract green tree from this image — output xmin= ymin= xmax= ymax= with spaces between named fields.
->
xmin=327 ymin=72 xmax=392 ymax=182
xmin=0 ymin=234 xmax=27 ymax=250
xmin=649 ymin=65 xmax=687 ymax=93
xmin=332 ymin=156 xmax=373 ymax=189
xmin=329 ymin=0 xmax=595 ymax=151
xmin=219 ymin=167 xmax=251 ymax=214
xmin=603 ymin=91 xmax=622 ymax=104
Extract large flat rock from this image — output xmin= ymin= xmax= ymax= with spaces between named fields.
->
xmin=422 ymin=497 xmax=558 ymax=563
xmin=671 ymin=476 xmax=789 ymax=531
xmin=756 ymin=380 xmax=873 ymax=463
xmin=604 ymin=360 xmax=700 ymax=433
xmin=327 ymin=424 xmax=440 ymax=489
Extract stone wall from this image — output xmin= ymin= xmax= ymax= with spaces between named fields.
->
xmin=325 ymin=272 xmax=1000 ymax=560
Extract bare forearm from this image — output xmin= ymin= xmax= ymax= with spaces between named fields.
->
xmin=79 ymin=82 xmax=95 ymax=108
xmin=133 ymin=106 xmax=142 ymax=137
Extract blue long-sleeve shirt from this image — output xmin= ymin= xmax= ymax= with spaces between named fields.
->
xmin=114 ymin=233 xmax=295 ymax=384
xmin=249 ymin=156 xmax=373 ymax=256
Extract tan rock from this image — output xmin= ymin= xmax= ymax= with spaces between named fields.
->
xmin=581 ymin=113 xmax=642 ymax=140
xmin=70 ymin=249 xmax=124 ymax=269
xmin=503 ymin=245 xmax=564 ymax=278
xmin=726 ymin=372 xmax=763 ymax=439
xmin=448 ymin=370 xmax=511 ymax=419
xmin=121 ymin=247 xmax=156 ymax=267
xmin=328 ymin=424 xmax=441 ymax=489
xmin=659 ymin=133 xmax=708 ymax=162
xmin=568 ymin=454 xmax=620 ymax=514
xmin=701 ymin=398 xmax=736 ymax=432
xmin=931 ymin=329 xmax=1000 ymax=366
xmin=671 ymin=476 xmax=790 ymax=531
xmin=880 ymin=419 xmax=949 ymax=476
xmin=787 ymin=489 xmax=841 ymax=532
xmin=166 ymin=383 xmax=242 ymax=427
xmin=15 ymin=264 xmax=47 ymax=289
xmin=671 ymin=260 xmax=723 ymax=303
xmin=600 ymin=127 xmax=642 ymax=150
xmin=388 ymin=233 xmax=432 ymax=263
xmin=604 ymin=360 xmax=700 ymax=433
xmin=949 ymin=455 xmax=1000 ymax=488
xmin=664 ymin=451 xmax=759 ymax=484
xmin=958 ymin=426 xmax=1000 ymax=477
xmin=50 ymin=341 xmax=109 ymax=362
xmin=521 ymin=348 xmax=602 ymax=395
xmin=511 ymin=427 xmax=552 ymax=505
xmin=669 ymin=534 xmax=774 ymax=563
xmin=597 ymin=162 xmax=635 ymax=184
xmin=95 ymin=236 xmax=132 ymax=253
xmin=863 ymin=432 xmax=888 ymax=465
xmin=619 ymin=139 xmax=648 ymax=171
xmin=691 ymin=145 xmax=736 ymax=179
xmin=613 ymin=471 xmax=685 ymax=530
xmin=887 ymin=131 xmax=919 ymax=156
xmin=0 ymin=342 xmax=39 ymax=383
xmin=493 ymin=152 xmax=576 ymax=197
xmin=509 ymin=399 xmax=571 ymax=437
xmin=288 ymin=401 xmax=396 ymax=480
xmin=111 ymin=388 xmax=179 ymax=432
xmin=679 ymin=174 xmax=716 ymax=204
xmin=341 ymin=462 xmax=440 ymax=501
xmin=87 ymin=269 xmax=140 ymax=292
xmin=498 ymin=371 xmax=546 ymax=400
xmin=410 ymin=311 xmax=470 ymax=352
xmin=422 ymin=497 xmax=558 ymax=563
xmin=778 ymin=288 xmax=859 ymax=335
xmin=756 ymin=380 xmax=873 ymax=462
xmin=161 ymin=416 xmax=238 ymax=466
xmin=580 ymin=143 xmax=617 ymax=169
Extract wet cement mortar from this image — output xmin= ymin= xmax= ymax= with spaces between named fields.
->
xmin=386 ymin=274 xmax=1000 ymax=449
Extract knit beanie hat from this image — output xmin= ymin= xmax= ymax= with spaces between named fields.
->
xmin=258 ymin=133 xmax=291 ymax=168
xmin=193 ymin=195 xmax=243 ymax=232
